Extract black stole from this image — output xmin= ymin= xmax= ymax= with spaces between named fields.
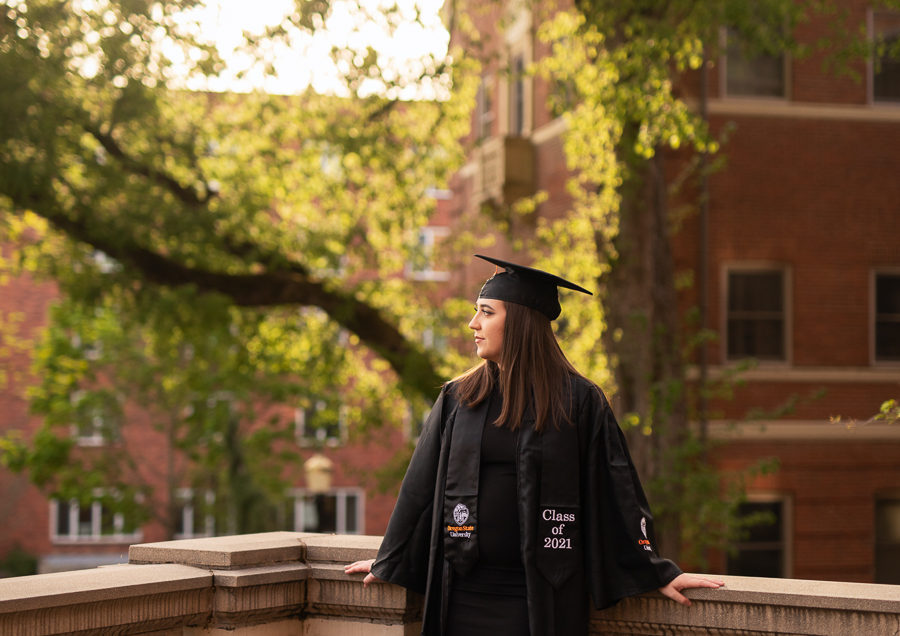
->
xmin=442 ymin=395 xmax=581 ymax=588
xmin=442 ymin=394 xmax=489 ymax=575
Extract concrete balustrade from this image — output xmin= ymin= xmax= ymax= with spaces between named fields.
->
xmin=0 ymin=532 xmax=897 ymax=635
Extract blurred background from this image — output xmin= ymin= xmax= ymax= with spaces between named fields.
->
xmin=0 ymin=0 xmax=898 ymax=583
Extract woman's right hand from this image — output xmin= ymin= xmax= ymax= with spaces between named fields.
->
xmin=344 ymin=558 xmax=380 ymax=588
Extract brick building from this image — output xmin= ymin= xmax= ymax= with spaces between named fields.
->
xmin=2 ymin=0 xmax=899 ymax=583
xmin=438 ymin=0 xmax=900 ymax=583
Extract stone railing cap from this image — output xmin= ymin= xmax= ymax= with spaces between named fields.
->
xmin=128 ymin=532 xmax=383 ymax=569
xmin=129 ymin=531 xmax=308 ymax=569
xmin=301 ymin=533 xmax=382 ymax=563
xmin=0 ymin=563 xmax=210 ymax=613
xmin=684 ymin=574 xmax=900 ymax=613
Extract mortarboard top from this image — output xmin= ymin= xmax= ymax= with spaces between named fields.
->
xmin=475 ymin=254 xmax=592 ymax=320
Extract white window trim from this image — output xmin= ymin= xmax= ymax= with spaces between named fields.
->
xmin=294 ymin=402 xmax=347 ymax=447
xmin=173 ymin=488 xmax=215 ymax=539
xmin=407 ymin=226 xmax=451 ymax=282
xmin=721 ymin=263 xmax=793 ymax=365
xmin=502 ymin=25 xmax=533 ymax=138
xmin=719 ymin=26 xmax=791 ymax=102
xmin=476 ymin=74 xmax=495 ymax=141
xmin=290 ymin=487 xmax=365 ymax=535
xmin=69 ymin=390 xmax=118 ymax=447
xmin=731 ymin=492 xmax=793 ymax=579
xmin=50 ymin=493 xmax=143 ymax=545
xmin=868 ymin=9 xmax=900 ymax=106
xmin=871 ymin=267 xmax=900 ymax=366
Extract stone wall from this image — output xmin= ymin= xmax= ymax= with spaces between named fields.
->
xmin=0 ymin=533 xmax=897 ymax=635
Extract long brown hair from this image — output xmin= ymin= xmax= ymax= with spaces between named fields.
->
xmin=452 ymin=301 xmax=587 ymax=431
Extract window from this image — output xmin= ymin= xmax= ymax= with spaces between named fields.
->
xmin=51 ymin=495 xmax=141 ymax=543
xmin=407 ymin=226 xmax=450 ymax=282
xmin=508 ymin=54 xmax=525 ymax=136
xmin=174 ymin=489 xmax=215 ymax=538
xmin=722 ymin=28 xmax=787 ymax=98
xmin=476 ymin=75 xmax=494 ymax=140
xmin=70 ymin=390 xmax=121 ymax=446
xmin=295 ymin=399 xmax=344 ymax=446
xmin=875 ymin=273 xmax=900 ymax=362
xmin=726 ymin=269 xmax=788 ymax=361
xmin=290 ymin=488 xmax=363 ymax=534
xmin=872 ymin=11 xmax=900 ymax=103
xmin=406 ymin=397 xmax=434 ymax=440
xmin=727 ymin=498 xmax=789 ymax=578
xmin=875 ymin=497 xmax=900 ymax=583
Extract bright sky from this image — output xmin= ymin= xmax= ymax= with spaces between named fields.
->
xmin=183 ymin=0 xmax=449 ymax=97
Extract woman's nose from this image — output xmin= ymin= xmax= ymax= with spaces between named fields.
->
xmin=468 ymin=314 xmax=478 ymax=329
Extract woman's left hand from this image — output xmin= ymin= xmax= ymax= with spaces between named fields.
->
xmin=658 ymin=573 xmax=725 ymax=606
xmin=344 ymin=558 xmax=380 ymax=588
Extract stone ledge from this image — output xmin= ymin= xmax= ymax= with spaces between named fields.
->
xmin=128 ymin=531 xmax=308 ymax=569
xmin=212 ymin=562 xmax=310 ymax=587
xmin=301 ymin=533 xmax=384 ymax=564
xmin=683 ymin=575 xmax=900 ymax=613
xmin=0 ymin=563 xmax=213 ymax=636
xmin=0 ymin=563 xmax=210 ymax=613
xmin=5 ymin=533 xmax=900 ymax=636
xmin=594 ymin=575 xmax=900 ymax=636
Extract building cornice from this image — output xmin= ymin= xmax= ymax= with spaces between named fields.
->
xmin=708 ymin=418 xmax=900 ymax=441
xmin=703 ymin=97 xmax=900 ymax=122
xmin=688 ymin=365 xmax=900 ymax=384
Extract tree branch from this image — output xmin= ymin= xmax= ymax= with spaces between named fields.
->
xmin=86 ymin=124 xmax=212 ymax=209
xmin=18 ymin=189 xmax=443 ymax=401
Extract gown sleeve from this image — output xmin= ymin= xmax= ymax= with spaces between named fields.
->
xmin=580 ymin=385 xmax=682 ymax=609
xmin=370 ymin=385 xmax=450 ymax=593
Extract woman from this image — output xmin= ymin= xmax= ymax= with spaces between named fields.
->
xmin=346 ymin=255 xmax=723 ymax=635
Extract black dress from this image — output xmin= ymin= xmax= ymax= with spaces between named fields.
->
xmin=446 ymin=390 xmax=529 ymax=635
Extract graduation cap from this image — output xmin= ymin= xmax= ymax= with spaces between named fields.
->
xmin=475 ymin=254 xmax=592 ymax=320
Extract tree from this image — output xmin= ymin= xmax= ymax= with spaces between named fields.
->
xmin=0 ymin=0 xmax=476 ymax=532
xmin=1 ymin=0 xmax=477 ymax=402
xmin=520 ymin=0 xmax=900 ymax=561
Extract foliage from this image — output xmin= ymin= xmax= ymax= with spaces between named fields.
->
xmin=6 ymin=291 xmax=317 ymax=534
xmin=0 ymin=0 xmax=478 ymax=532
xmin=521 ymin=0 xmax=900 ymax=559
xmin=830 ymin=399 xmax=900 ymax=428
xmin=1 ymin=0 xmax=478 ymax=404
xmin=0 ymin=544 xmax=38 ymax=578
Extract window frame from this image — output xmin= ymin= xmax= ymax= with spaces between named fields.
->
xmin=69 ymin=390 xmax=122 ymax=447
xmin=719 ymin=26 xmax=791 ymax=101
xmin=875 ymin=493 xmax=900 ymax=584
xmin=868 ymin=9 xmax=900 ymax=105
xmin=722 ymin=264 xmax=792 ymax=364
xmin=290 ymin=487 xmax=364 ymax=535
xmin=727 ymin=493 xmax=793 ymax=579
xmin=173 ymin=488 xmax=216 ymax=539
xmin=294 ymin=400 xmax=347 ymax=447
xmin=50 ymin=493 xmax=143 ymax=544
xmin=405 ymin=398 xmax=434 ymax=441
xmin=871 ymin=268 xmax=900 ymax=365
xmin=476 ymin=75 xmax=495 ymax=141
xmin=407 ymin=225 xmax=451 ymax=282
xmin=508 ymin=53 xmax=526 ymax=136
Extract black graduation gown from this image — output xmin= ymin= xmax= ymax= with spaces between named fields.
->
xmin=371 ymin=375 xmax=681 ymax=636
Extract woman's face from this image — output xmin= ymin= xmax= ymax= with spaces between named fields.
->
xmin=468 ymin=298 xmax=506 ymax=363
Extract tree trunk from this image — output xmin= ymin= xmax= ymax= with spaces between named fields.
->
xmin=601 ymin=147 xmax=687 ymax=561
